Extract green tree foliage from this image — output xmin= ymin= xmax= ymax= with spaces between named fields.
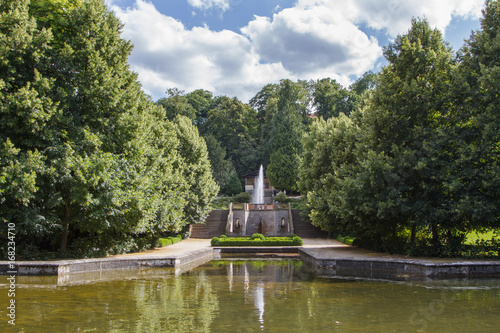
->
xmin=225 ymin=168 xmax=242 ymax=195
xmin=204 ymin=134 xmax=235 ymax=195
xmin=156 ymin=88 xmax=197 ymax=122
xmin=454 ymin=0 xmax=500 ymax=231
xmin=202 ymin=96 xmax=260 ymax=176
xmin=0 ymin=0 xmax=217 ymax=257
xmin=300 ymin=18 xmax=462 ymax=253
xmin=367 ymin=18 xmax=456 ymax=248
xmin=267 ymin=80 xmax=305 ymax=192
xmin=313 ymin=78 xmax=352 ymax=119
xmin=173 ymin=115 xmax=219 ymax=225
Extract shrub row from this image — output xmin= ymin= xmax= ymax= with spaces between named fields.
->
xmin=337 ymin=235 xmax=357 ymax=246
xmin=158 ymin=235 xmax=183 ymax=247
xmin=211 ymin=235 xmax=303 ymax=246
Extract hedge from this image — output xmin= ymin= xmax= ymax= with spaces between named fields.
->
xmin=211 ymin=235 xmax=303 ymax=246
xmin=158 ymin=235 xmax=183 ymax=247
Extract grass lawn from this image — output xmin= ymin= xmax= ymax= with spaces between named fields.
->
xmin=465 ymin=230 xmax=498 ymax=245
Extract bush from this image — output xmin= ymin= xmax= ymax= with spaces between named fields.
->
xmin=291 ymin=235 xmax=303 ymax=246
xmin=220 ymin=235 xmax=228 ymax=239
xmin=211 ymin=237 xmax=220 ymax=246
xmin=251 ymin=233 xmax=265 ymax=240
xmin=158 ymin=235 xmax=183 ymax=247
xmin=336 ymin=235 xmax=357 ymax=246
xmin=212 ymin=197 xmax=232 ymax=210
xmin=274 ymin=192 xmax=289 ymax=203
xmin=211 ymin=236 xmax=303 ymax=247
xmin=234 ymin=192 xmax=252 ymax=203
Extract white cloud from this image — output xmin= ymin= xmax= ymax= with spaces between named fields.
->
xmin=187 ymin=0 xmax=230 ymax=12
xmin=109 ymin=0 xmax=484 ymax=102
xmin=297 ymin=0 xmax=484 ymax=37
xmin=241 ymin=5 xmax=382 ymax=80
xmin=110 ymin=0 xmax=288 ymax=101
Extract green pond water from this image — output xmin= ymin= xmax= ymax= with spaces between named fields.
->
xmin=1 ymin=259 xmax=499 ymax=332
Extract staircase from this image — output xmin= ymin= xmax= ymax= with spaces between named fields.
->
xmin=292 ymin=210 xmax=329 ymax=238
xmin=190 ymin=210 xmax=229 ymax=238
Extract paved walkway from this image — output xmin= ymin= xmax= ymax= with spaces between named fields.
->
xmin=109 ymin=238 xmax=347 ymax=259
xmin=126 ymin=237 xmax=499 ymax=265
xmin=108 ymin=238 xmax=213 ymax=259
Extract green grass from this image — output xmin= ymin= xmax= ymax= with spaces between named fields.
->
xmin=465 ymin=230 xmax=498 ymax=245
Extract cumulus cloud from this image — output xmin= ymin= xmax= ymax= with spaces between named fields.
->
xmin=187 ymin=0 xmax=230 ymax=12
xmin=297 ymin=0 xmax=484 ymax=37
xmin=108 ymin=0 xmax=484 ymax=102
xmin=241 ymin=5 xmax=382 ymax=79
xmin=110 ymin=1 xmax=288 ymax=101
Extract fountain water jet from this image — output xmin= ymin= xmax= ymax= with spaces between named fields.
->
xmin=252 ymin=165 xmax=264 ymax=204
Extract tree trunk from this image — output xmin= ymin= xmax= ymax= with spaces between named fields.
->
xmin=410 ymin=224 xmax=416 ymax=244
xmin=431 ymin=223 xmax=440 ymax=249
xmin=60 ymin=199 xmax=70 ymax=252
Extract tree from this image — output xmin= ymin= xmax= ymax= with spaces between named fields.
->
xmin=359 ymin=18 xmax=457 ymax=249
xmin=313 ymin=78 xmax=352 ymax=119
xmin=298 ymin=18 xmax=458 ymax=252
xmin=173 ymin=116 xmax=219 ymax=225
xmin=453 ymin=0 xmax=500 ymax=231
xmin=156 ymin=88 xmax=197 ymax=122
xmin=0 ymin=0 xmax=60 ymax=252
xmin=266 ymin=80 xmax=305 ymax=192
xmin=204 ymin=134 xmax=235 ymax=195
xmin=201 ymin=96 xmax=259 ymax=176
xmin=1 ymin=0 xmax=218 ymax=257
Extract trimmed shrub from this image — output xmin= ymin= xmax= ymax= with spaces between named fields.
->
xmin=251 ymin=233 xmax=265 ymax=240
xmin=158 ymin=235 xmax=183 ymax=247
xmin=211 ymin=236 xmax=303 ymax=247
xmin=220 ymin=235 xmax=228 ymax=239
xmin=211 ymin=237 xmax=220 ymax=246
xmin=291 ymin=236 xmax=303 ymax=246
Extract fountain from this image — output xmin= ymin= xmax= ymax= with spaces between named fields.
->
xmin=252 ymin=165 xmax=264 ymax=204
xmin=226 ymin=165 xmax=292 ymax=236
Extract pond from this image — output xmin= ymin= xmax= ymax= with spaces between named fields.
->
xmin=1 ymin=259 xmax=499 ymax=332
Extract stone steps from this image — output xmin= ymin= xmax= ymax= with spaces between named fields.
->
xmin=190 ymin=210 xmax=229 ymax=238
xmin=190 ymin=209 xmax=328 ymax=239
xmin=292 ymin=210 xmax=329 ymax=238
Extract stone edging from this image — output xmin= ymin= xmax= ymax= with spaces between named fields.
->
xmin=0 ymin=248 xmax=214 ymax=276
xmin=299 ymin=248 xmax=500 ymax=280
xmin=2 ymin=246 xmax=499 ymax=280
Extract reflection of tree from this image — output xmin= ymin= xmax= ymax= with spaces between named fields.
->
xmin=131 ymin=272 xmax=219 ymax=332
xmin=5 ymin=261 xmax=500 ymax=332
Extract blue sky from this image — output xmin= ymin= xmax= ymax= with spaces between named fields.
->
xmin=107 ymin=0 xmax=484 ymax=102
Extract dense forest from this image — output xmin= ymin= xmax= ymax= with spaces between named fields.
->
xmin=1 ymin=0 xmax=499 ymax=258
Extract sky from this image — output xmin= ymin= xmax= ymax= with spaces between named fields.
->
xmin=106 ymin=0 xmax=485 ymax=103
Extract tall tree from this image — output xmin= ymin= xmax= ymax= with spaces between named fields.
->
xmin=266 ymin=80 xmax=305 ymax=192
xmin=453 ymin=0 xmax=500 ymax=231
xmin=1 ymin=0 xmax=217 ymax=256
xmin=0 ymin=0 xmax=59 ymax=251
xmin=204 ymin=134 xmax=235 ymax=195
xmin=173 ymin=116 xmax=219 ymax=225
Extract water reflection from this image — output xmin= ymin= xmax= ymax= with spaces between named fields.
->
xmin=1 ymin=259 xmax=499 ymax=332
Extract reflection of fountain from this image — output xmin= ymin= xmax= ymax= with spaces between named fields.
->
xmin=254 ymin=283 xmax=265 ymax=325
xmin=252 ymin=165 xmax=264 ymax=204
